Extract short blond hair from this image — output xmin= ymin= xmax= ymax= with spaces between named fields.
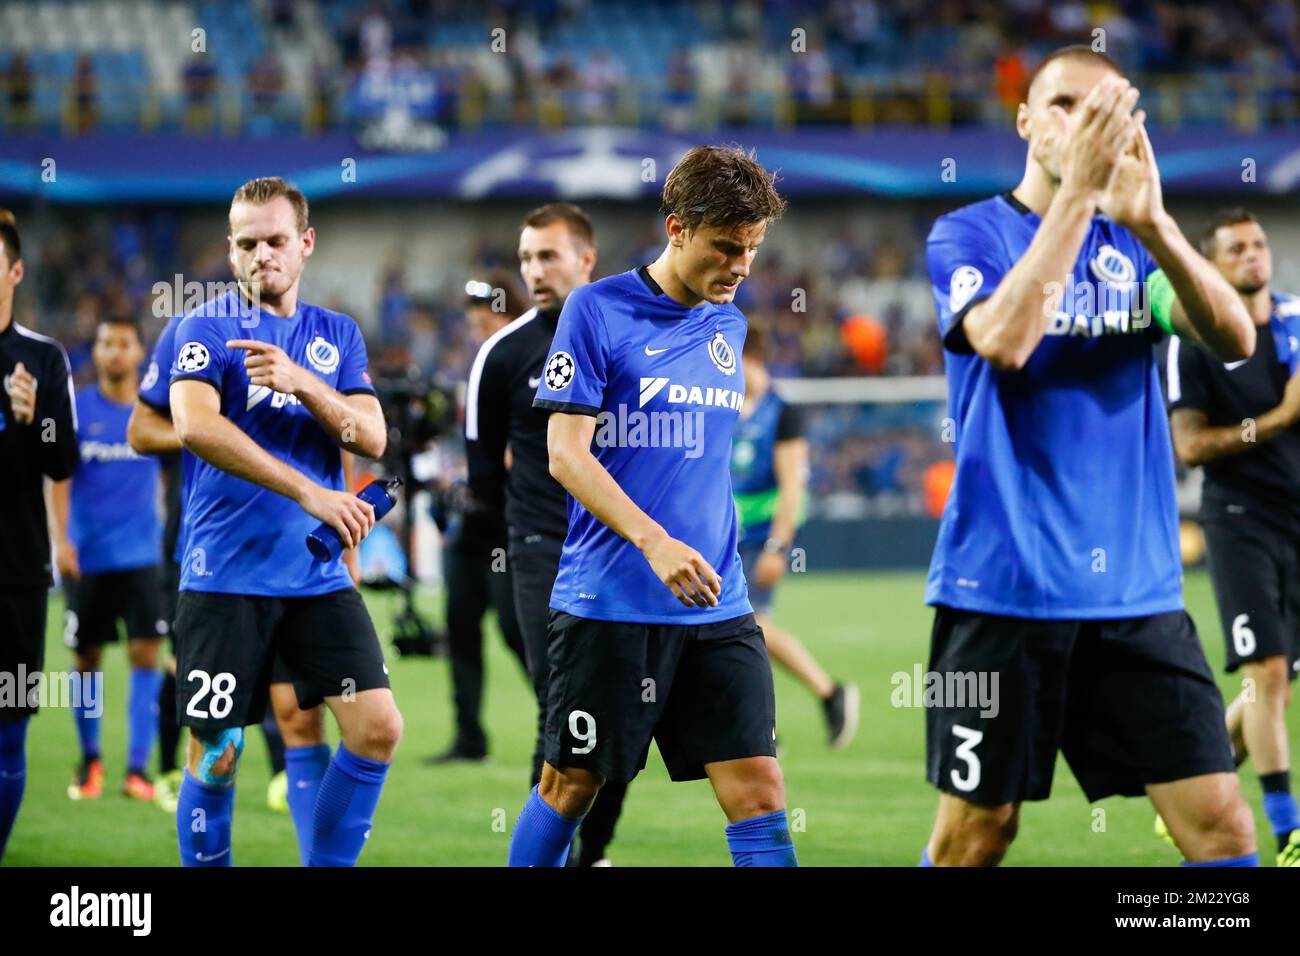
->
xmin=230 ymin=177 xmax=310 ymax=234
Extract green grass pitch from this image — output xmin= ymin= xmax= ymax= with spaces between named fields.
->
xmin=4 ymin=568 xmax=1295 ymax=866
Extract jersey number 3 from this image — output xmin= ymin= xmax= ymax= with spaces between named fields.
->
xmin=950 ymin=724 xmax=983 ymax=792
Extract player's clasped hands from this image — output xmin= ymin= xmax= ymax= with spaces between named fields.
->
xmin=643 ymin=533 xmax=722 ymax=608
xmin=4 ymin=360 xmax=37 ymax=425
xmin=228 ymin=338 xmax=308 ymax=395
xmin=299 ymin=483 xmax=376 ymax=550
xmin=1054 ymin=74 xmax=1143 ymax=200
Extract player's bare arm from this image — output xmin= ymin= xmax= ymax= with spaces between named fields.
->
xmin=47 ymin=477 xmax=79 ymax=581
xmin=1100 ymin=123 xmax=1254 ymax=361
xmin=226 ymin=338 xmax=387 ymax=458
xmin=342 ymin=450 xmax=362 ymax=586
xmin=756 ymin=436 xmax=807 ymax=589
xmin=126 ymin=399 xmax=182 ymax=455
xmin=1171 ymin=370 xmax=1300 ymax=466
xmin=964 ymin=77 xmax=1138 ymax=370
xmin=170 ymin=377 xmax=376 ymax=548
xmin=547 ymin=411 xmax=721 ymax=608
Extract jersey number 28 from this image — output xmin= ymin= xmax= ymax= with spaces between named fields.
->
xmin=186 ymin=669 xmax=236 ymax=720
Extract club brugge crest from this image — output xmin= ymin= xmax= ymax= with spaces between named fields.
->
xmin=306 ymin=336 xmax=340 ymax=374
xmin=708 ymin=331 xmax=737 ymax=375
xmin=1089 ymin=244 xmax=1137 ymax=286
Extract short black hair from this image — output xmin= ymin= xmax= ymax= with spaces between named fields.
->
xmin=1199 ymin=207 xmax=1261 ymax=258
xmin=96 ymin=315 xmax=143 ymax=339
xmin=465 ymin=268 xmax=525 ymax=319
xmin=0 ymin=209 xmax=21 ymax=266
xmin=742 ymin=323 xmax=768 ymax=360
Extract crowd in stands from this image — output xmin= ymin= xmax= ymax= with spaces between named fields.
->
xmin=1 ymin=0 xmax=1297 ymax=134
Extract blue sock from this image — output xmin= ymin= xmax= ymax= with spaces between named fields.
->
xmin=127 ymin=668 xmax=162 ymax=773
xmin=1182 ymin=853 xmax=1259 ymax=867
xmin=307 ymin=744 xmax=390 ymax=867
xmin=285 ymin=743 xmax=331 ymax=865
xmin=725 ymin=809 xmax=799 ymax=867
xmin=176 ymin=770 xmax=234 ymax=866
xmin=919 ymin=846 xmax=935 ymax=866
xmin=0 ymin=719 xmax=30 ymax=861
xmin=1260 ymin=771 xmax=1300 ymax=841
xmin=73 ymin=688 xmax=101 ymax=763
xmin=507 ymin=786 xmax=582 ymax=867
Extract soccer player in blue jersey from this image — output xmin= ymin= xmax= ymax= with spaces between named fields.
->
xmin=921 ymin=46 xmax=1260 ymax=867
xmin=130 ymin=310 xmax=339 ymax=859
xmin=1168 ymin=209 xmax=1300 ymax=866
xmin=165 ymin=177 xmax=400 ymax=867
xmin=733 ymin=327 xmax=858 ymax=749
xmin=50 ymin=316 xmax=164 ymax=802
xmin=507 ymin=146 xmax=797 ymax=867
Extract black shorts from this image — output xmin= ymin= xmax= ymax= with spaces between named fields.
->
xmin=63 ymin=565 xmax=165 ymax=650
xmin=173 ymin=587 xmax=389 ymax=732
xmin=925 ymin=606 xmax=1234 ymax=806
xmin=1203 ymin=515 xmax=1300 ymax=678
xmin=543 ymin=611 xmax=777 ymax=783
xmin=0 ymin=588 xmax=47 ymax=721
xmin=160 ymin=559 xmax=179 ymax=644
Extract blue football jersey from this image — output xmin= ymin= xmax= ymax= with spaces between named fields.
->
xmin=534 ymin=267 xmax=751 ymax=624
xmin=925 ymin=192 xmax=1182 ymax=619
xmin=169 ymin=292 xmax=375 ymax=597
xmin=731 ymin=389 xmax=785 ymax=546
xmin=69 ymin=384 xmax=161 ymax=574
xmin=1269 ymin=292 xmax=1300 ymax=373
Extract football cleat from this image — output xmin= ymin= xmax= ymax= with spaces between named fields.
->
xmin=422 ymin=744 xmax=489 ymax=766
xmin=67 ymin=757 xmax=104 ymax=800
xmin=1153 ymin=813 xmax=1177 ymax=848
xmin=154 ymin=768 xmax=183 ymax=814
xmin=122 ymin=771 xmax=156 ymax=802
xmin=267 ymin=770 xmax=289 ymax=813
xmin=823 ymin=682 xmax=860 ymax=749
xmin=1278 ymin=830 xmax=1300 ymax=868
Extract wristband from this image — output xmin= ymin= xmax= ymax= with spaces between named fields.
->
xmin=762 ymin=537 xmax=789 ymax=555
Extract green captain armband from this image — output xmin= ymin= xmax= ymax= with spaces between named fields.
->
xmin=1145 ymin=268 xmax=1176 ymax=335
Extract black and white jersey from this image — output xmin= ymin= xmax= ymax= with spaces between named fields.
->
xmin=0 ymin=319 xmax=79 ymax=588
xmin=1168 ymin=294 xmax=1300 ymax=526
xmin=465 ymin=307 xmax=569 ymax=549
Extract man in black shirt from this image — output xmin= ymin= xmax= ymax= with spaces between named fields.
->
xmin=1168 ymin=207 xmax=1300 ymax=866
xmin=465 ymin=203 xmax=627 ymax=866
xmin=427 ymin=273 xmax=530 ymax=763
xmin=0 ymin=210 xmax=79 ymax=860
